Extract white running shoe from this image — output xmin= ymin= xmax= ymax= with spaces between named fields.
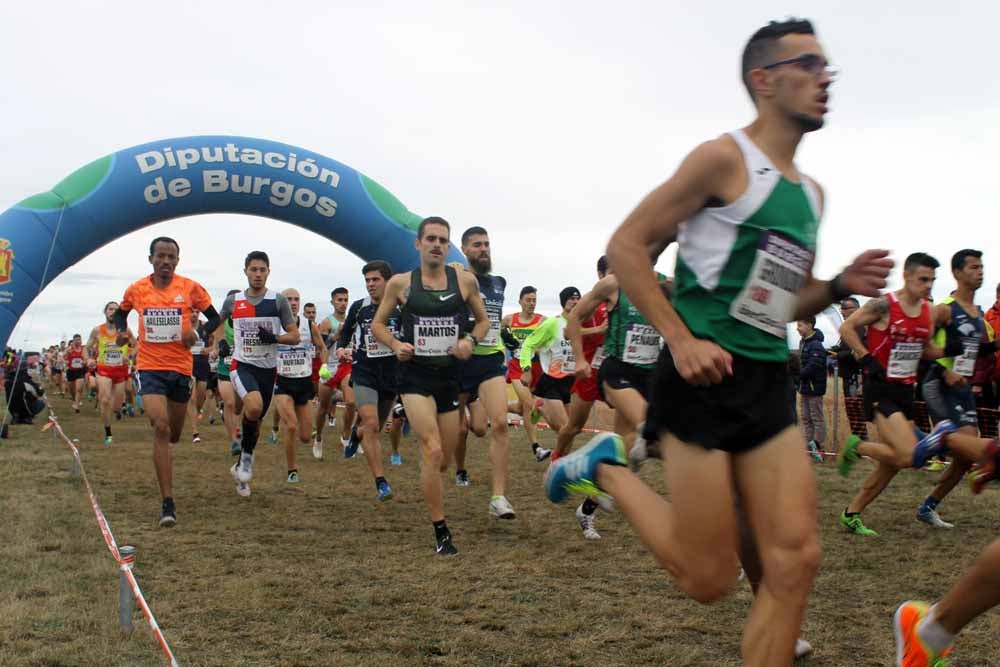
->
xmin=230 ymin=463 xmax=251 ymax=497
xmin=917 ymin=507 xmax=955 ymax=529
xmin=594 ymin=494 xmax=615 ymax=513
xmin=576 ymin=504 xmax=601 ymax=540
xmin=489 ymin=496 xmax=516 ymax=520
xmin=534 ymin=446 xmax=552 ymax=462
xmin=629 ymin=434 xmax=648 ymax=472
xmin=327 ymin=415 xmax=336 ymax=428
xmin=794 ymin=638 xmax=813 ymax=658
xmin=312 ymin=439 xmax=323 ymax=460
xmin=236 ymin=451 xmax=254 ymax=483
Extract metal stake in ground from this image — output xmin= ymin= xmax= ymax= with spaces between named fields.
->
xmin=118 ymin=545 xmax=136 ymax=633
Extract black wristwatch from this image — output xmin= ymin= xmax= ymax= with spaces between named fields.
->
xmin=466 ymin=335 xmax=479 ymax=347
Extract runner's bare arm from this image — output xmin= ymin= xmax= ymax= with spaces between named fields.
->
xmin=373 ymin=275 xmax=405 ymax=350
xmin=841 ymin=297 xmax=887 ymax=359
xmin=607 ymin=140 xmax=739 ymax=384
xmin=793 ymin=250 xmax=893 ymax=320
xmin=566 ymin=275 xmax=617 ymax=365
xmin=459 ymin=271 xmax=491 ymax=343
xmin=310 ymin=321 xmax=328 ymax=364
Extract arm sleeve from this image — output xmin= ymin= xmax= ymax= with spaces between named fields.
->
xmin=201 ymin=304 xmax=221 ymax=335
xmin=218 ymin=293 xmax=235 ymax=322
xmin=275 ymin=294 xmax=296 ymax=328
xmin=338 ymin=301 xmax=362 ymax=350
xmin=114 ymin=286 xmax=135 ymax=331
xmin=519 ymin=317 xmax=555 ymax=370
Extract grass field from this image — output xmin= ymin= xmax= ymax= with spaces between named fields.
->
xmin=1 ymin=392 xmax=998 ymax=666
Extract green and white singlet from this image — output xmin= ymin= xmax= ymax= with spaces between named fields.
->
xmin=672 ymin=130 xmax=821 ymax=362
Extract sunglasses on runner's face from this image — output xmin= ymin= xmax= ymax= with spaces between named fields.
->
xmin=761 ymin=53 xmax=838 ymax=79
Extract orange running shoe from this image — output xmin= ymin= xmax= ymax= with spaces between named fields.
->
xmin=893 ymin=601 xmax=952 ymax=666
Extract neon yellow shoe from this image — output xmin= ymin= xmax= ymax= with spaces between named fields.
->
xmin=840 ymin=511 xmax=878 ymax=536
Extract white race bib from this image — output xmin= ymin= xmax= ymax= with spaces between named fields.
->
xmin=482 ymin=319 xmax=501 ymax=348
xmin=103 ymin=347 xmax=124 ymax=367
xmin=190 ymin=340 xmax=205 ymax=356
xmin=730 ymin=232 xmax=812 ymax=337
xmin=236 ymin=318 xmax=276 ymax=362
xmin=623 ymin=324 xmax=661 ymax=365
xmin=277 ymin=345 xmax=313 ymax=378
xmin=70 ymin=357 xmax=84 ymax=369
xmin=414 ymin=316 xmax=459 ymax=357
xmin=887 ymin=342 xmax=922 ymax=379
xmin=953 ymin=339 xmax=979 ymax=377
xmin=590 ymin=346 xmax=606 ymax=370
xmin=143 ymin=307 xmax=183 ymax=343
xmin=365 ymin=331 xmax=393 ymax=359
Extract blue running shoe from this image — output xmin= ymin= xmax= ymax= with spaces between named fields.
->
xmin=344 ymin=425 xmax=361 ymax=459
xmin=912 ymin=420 xmax=956 ymax=469
xmin=390 ymin=452 xmax=403 ymax=465
xmin=544 ymin=432 xmax=627 ymax=504
xmin=377 ymin=479 xmax=393 ymax=501
xmin=230 ymin=440 xmax=241 ymax=457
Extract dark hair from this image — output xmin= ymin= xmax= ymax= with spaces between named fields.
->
xmin=903 ymin=252 xmax=940 ymax=273
xmin=304 ymin=302 xmax=316 ymax=309
xmin=417 ymin=216 xmax=450 ymax=240
xmin=227 ymin=289 xmax=240 ymax=297
xmin=841 ymin=297 xmax=860 ymax=308
xmin=331 ymin=287 xmax=349 ymax=297
xmin=461 ymin=226 xmax=488 ymax=245
xmin=149 ymin=236 xmax=179 ymax=256
xmin=951 ymin=249 xmax=982 ymax=272
xmin=244 ymin=250 xmax=269 ymax=268
xmin=362 ymin=260 xmax=392 ymax=281
xmin=519 ymin=286 xmax=537 ymax=300
xmin=104 ymin=301 xmax=118 ymax=312
xmin=741 ymin=18 xmax=816 ymax=101
xmin=799 ymin=316 xmax=816 ymax=327
xmin=597 ymin=255 xmax=609 ymax=275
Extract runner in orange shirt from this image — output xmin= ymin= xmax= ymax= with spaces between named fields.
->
xmin=113 ymin=236 xmax=220 ymax=527
xmin=86 ymin=301 xmax=136 ymax=446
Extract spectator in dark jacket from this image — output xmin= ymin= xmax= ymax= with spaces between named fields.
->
xmin=797 ymin=317 xmax=826 ymax=461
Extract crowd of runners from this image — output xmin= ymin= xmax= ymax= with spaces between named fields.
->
xmin=8 ymin=17 xmax=1000 ymax=667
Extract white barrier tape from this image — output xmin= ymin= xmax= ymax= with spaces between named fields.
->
xmin=43 ymin=416 xmax=179 ymax=666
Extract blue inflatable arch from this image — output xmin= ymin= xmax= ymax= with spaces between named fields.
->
xmin=0 ymin=135 xmax=465 ymax=346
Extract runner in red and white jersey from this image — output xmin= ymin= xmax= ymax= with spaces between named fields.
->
xmin=837 ymin=252 xmax=970 ymax=536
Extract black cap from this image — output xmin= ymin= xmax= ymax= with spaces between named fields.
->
xmin=559 ymin=287 xmax=581 ymax=307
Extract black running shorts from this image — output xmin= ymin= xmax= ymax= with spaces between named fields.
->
xmin=645 ymin=345 xmax=795 ymax=453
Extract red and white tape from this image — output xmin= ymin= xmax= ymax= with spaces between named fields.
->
xmin=43 ymin=416 xmax=179 ymax=667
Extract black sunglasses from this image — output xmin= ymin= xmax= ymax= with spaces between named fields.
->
xmin=761 ymin=53 xmax=838 ymax=79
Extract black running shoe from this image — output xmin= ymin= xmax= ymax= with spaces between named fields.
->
xmin=435 ymin=528 xmax=458 ymax=556
xmin=159 ymin=498 xmax=177 ymax=528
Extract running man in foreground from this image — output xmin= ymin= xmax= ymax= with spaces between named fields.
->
xmin=372 ymin=216 xmax=489 ymax=555
xmin=114 ymin=236 xmax=219 ymax=526
xmin=545 ymin=19 xmax=892 ymax=665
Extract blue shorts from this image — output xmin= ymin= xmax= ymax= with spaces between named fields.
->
xmin=136 ymin=370 xmax=192 ymax=404
xmin=458 ymin=352 xmax=506 ymax=397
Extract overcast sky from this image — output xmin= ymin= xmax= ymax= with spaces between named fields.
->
xmin=2 ymin=1 xmax=997 ymax=351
